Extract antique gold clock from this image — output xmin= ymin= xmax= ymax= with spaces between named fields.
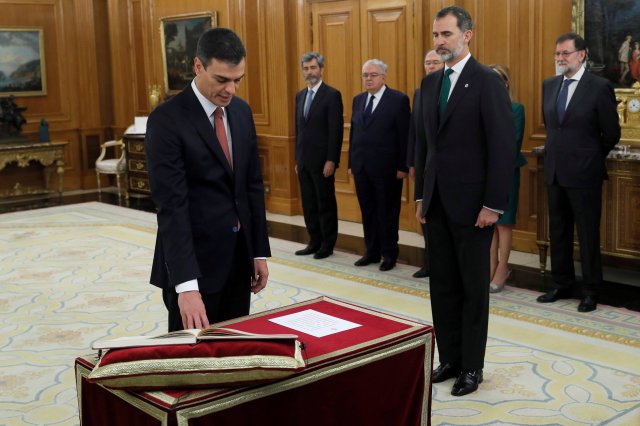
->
xmin=616 ymin=82 xmax=640 ymax=146
xmin=627 ymin=97 xmax=640 ymax=125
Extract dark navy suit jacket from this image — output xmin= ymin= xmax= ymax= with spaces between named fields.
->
xmin=414 ymin=57 xmax=515 ymax=225
xmin=295 ymin=82 xmax=344 ymax=171
xmin=348 ymin=86 xmax=410 ymax=176
xmin=542 ymin=71 xmax=620 ymax=188
xmin=145 ymin=85 xmax=270 ymax=293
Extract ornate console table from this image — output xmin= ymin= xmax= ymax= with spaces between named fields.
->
xmin=0 ymin=141 xmax=67 ymax=198
xmin=534 ymin=146 xmax=640 ymax=273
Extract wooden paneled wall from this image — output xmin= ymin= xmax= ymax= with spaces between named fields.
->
xmin=2 ymin=0 xmax=574 ymax=253
xmin=0 ymin=0 xmax=113 ymax=190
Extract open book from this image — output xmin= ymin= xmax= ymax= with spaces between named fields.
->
xmin=93 ymin=327 xmax=299 ymax=350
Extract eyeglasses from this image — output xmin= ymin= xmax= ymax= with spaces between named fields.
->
xmin=553 ymin=50 xmax=578 ymax=58
xmin=424 ymin=61 xmax=442 ymax=66
xmin=361 ymin=73 xmax=382 ymax=79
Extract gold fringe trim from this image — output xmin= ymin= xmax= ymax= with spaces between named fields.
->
xmin=77 ymin=360 xmax=169 ymax=424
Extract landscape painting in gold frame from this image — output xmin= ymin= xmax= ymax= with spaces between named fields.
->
xmin=0 ymin=28 xmax=47 ymax=97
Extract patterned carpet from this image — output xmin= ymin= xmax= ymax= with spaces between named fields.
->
xmin=0 ymin=202 xmax=638 ymax=425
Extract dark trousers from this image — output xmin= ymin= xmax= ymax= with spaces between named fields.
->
xmin=353 ymin=169 xmax=403 ymax=260
xmin=163 ymin=233 xmax=252 ymax=332
xmin=298 ymin=166 xmax=338 ymax=251
xmin=426 ymin=189 xmax=492 ymax=370
xmin=547 ymin=183 xmax=603 ymax=297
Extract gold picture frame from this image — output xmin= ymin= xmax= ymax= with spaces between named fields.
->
xmin=573 ymin=0 xmax=640 ymax=89
xmin=160 ymin=12 xmax=217 ymax=95
xmin=0 ymin=28 xmax=47 ymax=97
xmin=574 ymin=0 xmax=640 ymax=145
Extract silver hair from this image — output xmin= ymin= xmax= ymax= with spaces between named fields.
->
xmin=362 ymin=59 xmax=387 ymax=75
xmin=301 ymin=52 xmax=325 ymax=68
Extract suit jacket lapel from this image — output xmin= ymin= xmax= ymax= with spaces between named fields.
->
xmin=547 ymin=76 xmax=563 ymax=128
xmin=563 ymin=72 xmax=590 ymax=121
xmin=426 ymin=72 xmax=442 ymax=137
xmin=365 ymin=86 xmax=390 ymax=128
xmin=296 ymin=89 xmax=305 ymax=127
xmin=183 ymin=86 xmax=233 ymax=176
xmin=356 ymin=93 xmax=367 ymax=127
xmin=439 ymin=57 xmax=477 ymax=131
xmin=306 ymin=83 xmax=326 ymax=122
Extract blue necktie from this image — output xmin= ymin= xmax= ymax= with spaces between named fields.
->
xmin=303 ymin=89 xmax=314 ymax=119
xmin=363 ymin=95 xmax=375 ymax=122
xmin=556 ymin=78 xmax=574 ymax=123
xmin=438 ymin=68 xmax=454 ymax=120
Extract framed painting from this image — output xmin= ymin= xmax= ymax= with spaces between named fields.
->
xmin=573 ymin=0 xmax=640 ymax=88
xmin=0 ymin=28 xmax=47 ymax=96
xmin=160 ymin=12 xmax=217 ymax=94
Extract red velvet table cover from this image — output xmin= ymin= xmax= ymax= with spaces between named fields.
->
xmin=76 ymin=297 xmax=434 ymax=425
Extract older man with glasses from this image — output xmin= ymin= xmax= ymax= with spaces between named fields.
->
xmin=538 ymin=32 xmax=621 ymax=313
xmin=348 ymin=59 xmax=410 ymax=272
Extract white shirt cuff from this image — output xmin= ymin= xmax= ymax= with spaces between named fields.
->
xmin=175 ymin=279 xmax=199 ymax=293
xmin=483 ymin=205 xmax=504 ymax=215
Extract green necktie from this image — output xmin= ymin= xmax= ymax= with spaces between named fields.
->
xmin=438 ymin=68 xmax=454 ymax=120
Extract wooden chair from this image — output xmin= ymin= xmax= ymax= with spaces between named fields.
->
xmin=95 ymin=139 xmax=127 ymax=199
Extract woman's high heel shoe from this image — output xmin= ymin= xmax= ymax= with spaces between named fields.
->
xmin=489 ymin=270 xmax=511 ymax=293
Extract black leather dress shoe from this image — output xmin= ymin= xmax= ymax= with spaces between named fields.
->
xmin=354 ymin=255 xmax=380 ymax=266
xmin=536 ymin=288 xmax=572 ymax=303
xmin=432 ymin=363 xmax=461 ymax=383
xmin=313 ymin=249 xmax=333 ymax=259
xmin=412 ymin=267 xmax=430 ymax=278
xmin=451 ymin=369 xmax=483 ymax=396
xmin=295 ymin=245 xmax=320 ymax=256
xmin=379 ymin=259 xmax=396 ymax=271
xmin=578 ymin=295 xmax=597 ymax=312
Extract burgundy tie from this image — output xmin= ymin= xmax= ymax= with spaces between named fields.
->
xmin=213 ymin=108 xmax=232 ymax=167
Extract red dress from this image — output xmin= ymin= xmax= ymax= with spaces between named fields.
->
xmin=630 ymin=49 xmax=640 ymax=81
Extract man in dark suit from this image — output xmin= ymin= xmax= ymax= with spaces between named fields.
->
xmin=294 ymin=52 xmax=344 ymax=259
xmin=414 ymin=6 xmax=515 ymax=396
xmin=408 ymin=49 xmax=443 ymax=278
xmin=145 ymin=28 xmax=271 ymax=332
xmin=348 ymin=59 xmax=410 ymax=272
xmin=537 ymin=32 xmax=620 ymax=313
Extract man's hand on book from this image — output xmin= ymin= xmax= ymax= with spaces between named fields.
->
xmin=252 ymin=259 xmax=269 ymax=294
xmin=178 ymin=291 xmax=210 ymax=330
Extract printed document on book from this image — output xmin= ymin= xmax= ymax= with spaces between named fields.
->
xmin=268 ymin=309 xmax=361 ymax=337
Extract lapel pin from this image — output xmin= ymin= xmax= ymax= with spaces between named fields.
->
xmin=465 ymin=83 xmax=469 ymax=88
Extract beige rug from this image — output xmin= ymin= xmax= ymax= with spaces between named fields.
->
xmin=0 ymin=202 xmax=638 ymax=425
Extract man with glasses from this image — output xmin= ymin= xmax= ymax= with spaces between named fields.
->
xmin=408 ymin=49 xmax=444 ymax=279
xmin=538 ymin=32 xmax=620 ymax=313
xmin=348 ymin=59 xmax=410 ymax=272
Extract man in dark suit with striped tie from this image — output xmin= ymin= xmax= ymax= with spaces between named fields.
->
xmin=349 ymin=59 xmax=410 ymax=272
xmin=538 ymin=32 xmax=620 ymax=313
xmin=294 ymin=52 xmax=344 ymax=259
